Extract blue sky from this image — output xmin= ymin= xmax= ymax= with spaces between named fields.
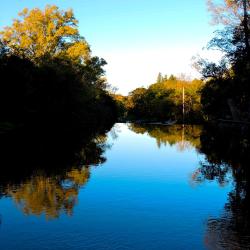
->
xmin=0 ymin=0 xmax=221 ymax=94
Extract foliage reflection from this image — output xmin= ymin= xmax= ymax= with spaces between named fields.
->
xmin=6 ymin=168 xmax=89 ymax=219
xmin=129 ymin=124 xmax=202 ymax=150
xmin=129 ymin=123 xmax=250 ymax=249
xmin=198 ymin=125 xmax=250 ymax=249
xmin=0 ymin=126 xmax=111 ymax=219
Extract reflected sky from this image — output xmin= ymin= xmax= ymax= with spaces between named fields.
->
xmin=0 ymin=123 xmax=235 ymax=250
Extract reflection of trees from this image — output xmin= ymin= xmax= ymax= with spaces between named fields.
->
xmin=128 ymin=124 xmax=202 ymax=151
xmin=193 ymin=125 xmax=250 ymax=249
xmin=0 ymin=126 xmax=111 ymax=219
xmin=191 ymin=162 xmax=231 ymax=187
xmin=129 ymin=123 xmax=250 ymax=248
xmin=6 ymin=168 xmax=89 ymax=219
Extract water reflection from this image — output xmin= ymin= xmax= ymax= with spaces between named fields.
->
xmin=199 ymin=126 xmax=250 ymax=249
xmin=0 ymin=123 xmax=249 ymax=249
xmin=128 ymin=124 xmax=202 ymax=150
xmin=4 ymin=168 xmax=90 ymax=219
xmin=0 ymin=126 xmax=112 ymax=219
xmin=129 ymin=123 xmax=250 ymax=249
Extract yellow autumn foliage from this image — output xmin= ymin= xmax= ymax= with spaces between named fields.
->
xmin=0 ymin=5 xmax=90 ymax=63
xmin=6 ymin=167 xmax=90 ymax=219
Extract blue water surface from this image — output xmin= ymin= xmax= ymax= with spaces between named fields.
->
xmin=0 ymin=124 xmax=232 ymax=250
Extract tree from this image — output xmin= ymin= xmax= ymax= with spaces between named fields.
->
xmin=163 ymin=74 xmax=168 ymax=81
xmin=207 ymin=0 xmax=250 ymax=55
xmin=0 ymin=5 xmax=90 ymax=63
xmin=123 ymin=78 xmax=202 ymax=122
xmin=168 ymin=74 xmax=177 ymax=81
xmin=207 ymin=0 xmax=249 ymax=24
xmin=0 ymin=40 xmax=8 ymax=57
xmin=156 ymin=72 xmax=163 ymax=83
xmin=0 ymin=6 xmax=117 ymax=131
xmin=197 ymin=1 xmax=250 ymax=121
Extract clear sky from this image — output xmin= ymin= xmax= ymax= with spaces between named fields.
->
xmin=0 ymin=0 xmax=221 ymax=94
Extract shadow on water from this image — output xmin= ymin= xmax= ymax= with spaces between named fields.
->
xmin=0 ymin=124 xmax=113 ymax=219
xmin=129 ymin=123 xmax=250 ymax=249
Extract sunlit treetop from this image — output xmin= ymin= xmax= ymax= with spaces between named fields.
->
xmin=0 ymin=5 xmax=90 ymax=63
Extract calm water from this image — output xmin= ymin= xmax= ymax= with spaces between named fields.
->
xmin=0 ymin=124 xmax=249 ymax=250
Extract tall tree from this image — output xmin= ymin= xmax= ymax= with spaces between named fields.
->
xmin=207 ymin=0 xmax=249 ymax=55
xmin=156 ymin=72 xmax=163 ymax=83
xmin=0 ymin=5 xmax=90 ymax=63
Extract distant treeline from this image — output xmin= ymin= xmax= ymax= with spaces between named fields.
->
xmin=114 ymin=0 xmax=250 ymax=124
xmin=114 ymin=76 xmax=203 ymax=123
xmin=0 ymin=5 xmax=117 ymax=133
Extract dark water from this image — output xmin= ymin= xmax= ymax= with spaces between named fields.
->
xmin=0 ymin=124 xmax=249 ymax=250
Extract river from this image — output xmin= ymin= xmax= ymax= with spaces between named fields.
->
xmin=0 ymin=123 xmax=249 ymax=249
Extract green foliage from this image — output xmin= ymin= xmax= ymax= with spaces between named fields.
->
xmin=115 ymin=76 xmax=203 ymax=123
xmin=129 ymin=124 xmax=202 ymax=149
xmin=199 ymin=1 xmax=250 ymax=122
